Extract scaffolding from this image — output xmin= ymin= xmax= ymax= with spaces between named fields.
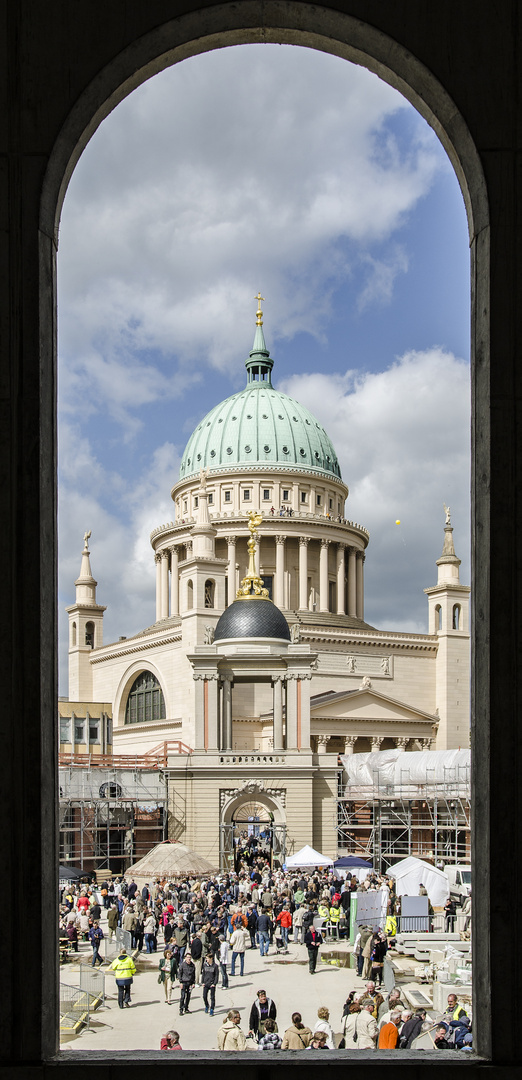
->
xmin=336 ymin=751 xmax=470 ymax=872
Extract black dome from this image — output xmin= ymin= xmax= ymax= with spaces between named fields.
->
xmin=214 ymin=598 xmax=291 ymax=641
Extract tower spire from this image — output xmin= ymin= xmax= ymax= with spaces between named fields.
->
xmin=75 ymin=529 xmax=98 ymax=603
xmin=245 ymin=293 xmax=274 ymax=386
xmin=436 ymin=504 xmax=461 ymax=584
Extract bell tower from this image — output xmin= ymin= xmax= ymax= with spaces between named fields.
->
xmin=425 ymin=508 xmax=470 ymax=749
xmin=66 ymin=532 xmax=106 ymax=701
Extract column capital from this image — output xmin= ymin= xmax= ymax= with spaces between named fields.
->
xmin=396 ymin=737 xmax=409 ymax=748
xmin=272 ymin=674 xmax=285 ymax=684
xmin=224 ymin=535 xmax=236 ymax=545
xmin=160 ymin=548 xmax=170 ymax=561
xmin=337 ymin=541 xmax=347 ymax=551
xmin=356 ymin=549 xmax=365 ymax=561
xmin=344 ymin=735 xmax=357 ymax=746
xmin=299 ymin=535 xmax=310 ymax=547
xmin=275 ymin=534 xmax=286 ymax=545
xmin=317 ymin=734 xmax=330 ymax=745
xmin=320 ymin=538 xmax=330 ymax=549
xmin=169 ymin=544 xmax=180 ymax=556
xmin=154 ymin=552 xmax=162 ymax=564
xmin=370 ymin=737 xmax=381 ymax=751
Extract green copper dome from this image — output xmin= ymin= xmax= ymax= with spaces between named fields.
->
xmin=179 ymin=320 xmax=341 ymax=482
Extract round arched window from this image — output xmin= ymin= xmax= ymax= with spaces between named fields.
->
xmin=125 ymin=671 xmax=166 ymax=725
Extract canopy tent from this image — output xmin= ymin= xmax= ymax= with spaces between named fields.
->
xmin=284 ymin=845 xmax=334 ymax=870
xmin=125 ymin=840 xmax=218 ymax=890
xmin=387 ymin=855 xmax=449 ymax=907
xmin=333 ymin=855 xmax=374 ymax=881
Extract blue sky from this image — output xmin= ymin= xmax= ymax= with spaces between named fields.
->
xmin=58 ymin=45 xmax=470 ymax=691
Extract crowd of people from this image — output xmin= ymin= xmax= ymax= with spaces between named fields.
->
xmin=59 ymin=859 xmax=472 ymax=1051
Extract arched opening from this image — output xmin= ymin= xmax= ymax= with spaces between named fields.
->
xmin=71 ymin=621 xmax=76 ymax=646
xmin=30 ymin=3 xmax=493 ymax=1064
xmin=204 ymin=579 xmax=215 ymax=608
xmin=124 ymin=670 xmax=166 ymax=724
xmin=453 ymin=603 xmax=461 ymax=629
xmin=435 ymin=603 xmax=442 ymax=630
xmin=186 ymin=579 xmax=193 ymax=610
xmin=84 ymin=621 xmax=94 ymax=648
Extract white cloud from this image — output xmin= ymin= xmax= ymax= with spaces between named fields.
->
xmin=279 ymin=348 xmax=470 ymax=630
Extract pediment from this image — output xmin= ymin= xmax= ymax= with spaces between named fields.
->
xmin=310 ymin=688 xmax=437 ymax=724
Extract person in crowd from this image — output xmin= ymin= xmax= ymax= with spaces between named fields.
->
xmin=370 ymin=930 xmax=387 ymax=987
xmin=174 ymin=917 xmax=189 ymax=963
xmin=292 ymin=903 xmax=306 ymax=944
xmin=313 ymin=1005 xmax=335 ymax=1048
xmin=281 ymin=1012 xmax=313 ymax=1049
xmin=378 ymin=1009 xmax=402 ymax=1048
xmin=310 ymin=1031 xmax=329 ymax=1049
xmin=218 ymin=934 xmax=229 ymax=988
xmin=190 ymin=930 xmax=203 ymax=985
xmin=378 ymin=987 xmax=405 ymax=1024
xmin=178 ymin=951 xmax=196 ymax=1015
xmin=362 ymin=981 xmax=384 ymax=1018
xmin=275 ymin=903 xmax=292 ymax=950
xmin=246 ymin=905 xmax=258 ymax=948
xmin=160 ymin=1030 xmax=182 ymax=1050
xmin=144 ymin=910 xmax=157 ymax=953
xmin=443 ymin=993 xmax=468 ymax=1022
xmin=257 ymin=909 xmax=272 ymax=956
xmin=444 ymin=897 xmax=457 ymax=932
xmin=258 ymin=1018 xmax=282 ymax=1050
xmin=248 ymin=989 xmax=277 ymax=1042
xmin=217 ymin=1010 xmax=247 ymax=1050
xmin=158 ymin=947 xmax=177 ymax=1005
xmin=107 ymin=902 xmax=118 ymax=941
xmin=342 ymin=1000 xmax=378 ymax=1049
xmin=88 ymin=920 xmax=104 ymax=967
xmin=434 ymin=1022 xmax=455 ymax=1049
xmin=304 ymin=923 xmax=323 ymax=974
xmin=66 ymin=918 xmax=78 ymax=953
xmin=229 ymin=923 xmax=247 ymax=976
xmin=201 ymin=952 xmax=219 ymax=1016
xmin=110 ymin=947 xmax=136 ymax=1008
xmin=400 ymin=1009 xmax=426 ymax=1047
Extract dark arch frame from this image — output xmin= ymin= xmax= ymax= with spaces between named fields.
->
xmin=7 ymin=0 xmax=517 ymax=1074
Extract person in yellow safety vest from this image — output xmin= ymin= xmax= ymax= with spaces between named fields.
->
xmin=329 ymin=904 xmax=341 ymax=937
xmin=317 ymin=901 xmax=330 ymax=920
xmin=110 ymin=947 xmax=137 ymax=1008
xmin=385 ymin=914 xmax=397 ymax=937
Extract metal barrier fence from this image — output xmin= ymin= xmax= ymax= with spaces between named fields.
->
xmin=79 ymin=965 xmax=105 ymax=1006
xmin=60 ymin=983 xmax=99 ymax=1034
xmin=103 ymin=927 xmax=133 ymax=962
xmin=395 ymin=913 xmax=469 ymax=934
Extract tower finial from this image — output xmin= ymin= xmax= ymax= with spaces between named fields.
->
xmin=443 ymin=503 xmax=451 ymax=526
xmin=254 ymin=292 xmax=265 ymax=326
xmin=83 ymin=529 xmax=91 ymax=551
xmin=236 ymin=511 xmax=269 ymax=600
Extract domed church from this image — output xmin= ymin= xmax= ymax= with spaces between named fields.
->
xmin=63 ymin=298 xmax=470 ymax=865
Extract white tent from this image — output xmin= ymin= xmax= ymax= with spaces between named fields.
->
xmin=387 ymin=855 xmax=449 ymax=907
xmin=284 ymin=845 xmax=334 ymax=870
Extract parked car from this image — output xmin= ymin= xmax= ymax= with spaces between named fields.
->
xmin=445 ymin=865 xmax=471 ymax=905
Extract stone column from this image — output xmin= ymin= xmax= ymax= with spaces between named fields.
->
xmin=336 ymin=543 xmax=346 ymax=615
xmin=396 ymin=737 xmax=409 ymax=750
xmin=170 ymin=546 xmax=179 ymax=616
xmin=348 ymin=547 xmax=357 ymax=617
xmin=193 ymin=674 xmax=205 ymax=749
xmin=206 ymin=674 xmax=219 ymax=751
xmin=298 ymin=537 xmax=309 ymax=610
xmin=222 ymin=676 xmax=232 ymax=751
xmin=286 ymin=674 xmax=298 ymax=749
xmin=371 ymin=736 xmax=381 ymax=752
xmin=343 ymin=735 xmax=357 ymax=755
xmin=273 ymin=676 xmax=284 ymax=750
xmin=275 ymin=535 xmax=285 ymax=609
xmin=316 ymin=734 xmax=330 ymax=754
xmin=225 ymin=536 xmax=236 ymax=605
xmin=356 ymin=552 xmax=365 ymax=620
xmin=160 ymin=549 xmax=170 ymax=619
xmin=155 ymin=553 xmax=162 ymax=621
xmin=299 ymin=672 xmax=311 ymax=750
xmin=319 ymin=539 xmax=330 ymax=612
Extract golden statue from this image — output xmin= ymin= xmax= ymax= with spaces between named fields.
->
xmin=236 ymin=510 xmax=270 ymax=600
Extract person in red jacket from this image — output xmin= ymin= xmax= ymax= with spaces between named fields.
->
xmin=160 ymin=1030 xmax=182 ymax=1050
xmin=378 ymin=1010 xmax=402 ymax=1048
xmin=276 ymin=904 xmax=292 ymax=950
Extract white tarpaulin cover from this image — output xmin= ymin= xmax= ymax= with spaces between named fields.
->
xmin=341 ymin=748 xmax=470 ymax=795
xmin=387 ymin=855 xmax=449 ymax=906
xmin=284 ymin=844 xmax=334 ymax=869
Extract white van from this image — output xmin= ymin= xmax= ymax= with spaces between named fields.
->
xmin=445 ymin=864 xmax=472 ymax=905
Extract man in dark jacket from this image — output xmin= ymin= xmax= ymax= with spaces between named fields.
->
xmin=190 ymin=931 xmax=203 ymax=984
xmin=178 ymin=954 xmax=196 ymax=1015
xmin=174 ymin=919 xmax=189 ymax=963
xmin=201 ymin=953 xmax=219 ymax=1015
xmin=257 ymin=911 xmax=272 ymax=956
xmin=247 ymin=906 xmax=258 ymax=948
xmin=248 ymin=990 xmax=277 ymax=1041
xmin=304 ymin=925 xmax=323 ymax=974
xmin=400 ymin=1009 xmax=426 ymax=1047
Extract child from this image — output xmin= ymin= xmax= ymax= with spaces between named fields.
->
xmin=258 ymin=1018 xmax=282 ymax=1050
xmin=310 ymin=1032 xmax=329 ymax=1049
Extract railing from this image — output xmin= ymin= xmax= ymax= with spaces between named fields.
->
xmin=394 ymin=913 xmax=470 ymax=934
xmin=59 ymin=740 xmax=193 ymax=769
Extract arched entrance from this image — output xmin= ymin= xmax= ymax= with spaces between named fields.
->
xmin=220 ymin=791 xmax=286 ymax=871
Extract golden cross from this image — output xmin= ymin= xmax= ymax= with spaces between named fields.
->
xmin=254 ymin=292 xmax=265 ymax=325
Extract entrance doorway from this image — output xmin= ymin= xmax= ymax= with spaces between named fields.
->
xmin=220 ymin=799 xmax=286 ymax=871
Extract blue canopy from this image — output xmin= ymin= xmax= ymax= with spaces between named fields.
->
xmin=334 ymin=856 xmax=373 ymax=869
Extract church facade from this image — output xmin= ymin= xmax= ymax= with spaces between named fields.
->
xmin=62 ymin=304 xmax=469 ymax=866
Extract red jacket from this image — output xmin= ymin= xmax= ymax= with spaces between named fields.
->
xmin=276 ymin=910 xmax=292 ymax=928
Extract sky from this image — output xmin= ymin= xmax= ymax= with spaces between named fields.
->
xmin=58 ymin=44 xmax=470 ymax=692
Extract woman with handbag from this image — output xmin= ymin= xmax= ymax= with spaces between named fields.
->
xmin=342 ymin=1002 xmax=378 ymax=1049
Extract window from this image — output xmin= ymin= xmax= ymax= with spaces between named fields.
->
xmin=453 ymin=604 xmax=461 ymax=629
xmin=74 ymin=719 xmax=85 ymax=743
xmin=435 ymin=604 xmax=442 ymax=630
xmin=316 ymin=494 xmax=322 ymax=506
xmin=194 ymin=496 xmax=199 ymax=508
xmin=183 ymin=499 xmax=188 ymax=513
xmin=208 ymin=492 xmax=213 ymax=504
xmin=187 ymin=579 xmax=193 ymax=609
xmin=282 ymin=489 xmax=289 ymax=501
xmin=125 ymin=671 xmax=166 ymax=725
xmin=329 ymin=498 xmax=333 ymax=509
xmin=224 ymin=490 xmax=231 ymax=502
xmin=205 ymin=579 xmax=215 ymax=607
xmin=89 ymin=720 xmax=100 ymax=743
xmin=301 ymin=491 xmax=307 ymax=503
xmin=85 ymin=621 xmax=94 ymax=647
xmin=59 ymin=717 xmax=71 ymax=743
xmin=243 ymin=488 xmax=251 ymax=500
xmin=71 ymin=622 xmax=76 ymax=646
xmin=263 ymin=489 xmax=271 ymax=500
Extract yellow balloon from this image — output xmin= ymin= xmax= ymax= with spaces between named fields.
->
xmin=395 ymin=519 xmax=401 ymax=524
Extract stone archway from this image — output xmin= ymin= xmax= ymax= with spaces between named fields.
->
xmin=220 ymin=780 xmax=286 ymax=871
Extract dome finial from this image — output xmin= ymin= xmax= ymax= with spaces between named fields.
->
xmin=236 ymin=511 xmax=270 ymax=600
xmin=254 ymin=291 xmax=265 ymax=326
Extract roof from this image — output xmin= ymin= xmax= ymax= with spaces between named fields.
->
xmin=214 ymin=597 xmax=291 ymax=641
xmin=179 ymin=322 xmax=342 ymax=482
xmin=126 ymin=840 xmax=218 ymax=879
